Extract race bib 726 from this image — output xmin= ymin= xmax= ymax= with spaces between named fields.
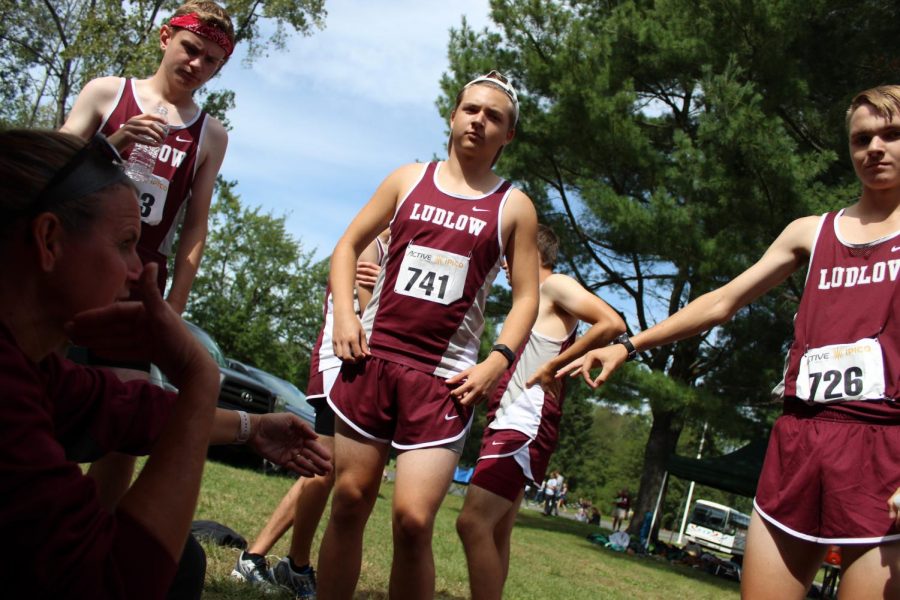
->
xmin=795 ymin=338 xmax=885 ymax=403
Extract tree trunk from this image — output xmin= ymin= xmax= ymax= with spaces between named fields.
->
xmin=55 ymin=58 xmax=72 ymax=129
xmin=626 ymin=408 xmax=683 ymax=538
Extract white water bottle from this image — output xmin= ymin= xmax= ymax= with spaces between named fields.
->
xmin=125 ymin=105 xmax=169 ymax=183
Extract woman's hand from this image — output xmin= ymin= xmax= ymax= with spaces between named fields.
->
xmin=248 ymin=413 xmax=332 ymax=477
xmin=65 ymin=263 xmax=213 ymax=388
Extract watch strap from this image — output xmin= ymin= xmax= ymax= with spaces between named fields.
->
xmin=491 ymin=344 xmax=516 ymax=369
xmin=614 ymin=333 xmax=637 ymax=361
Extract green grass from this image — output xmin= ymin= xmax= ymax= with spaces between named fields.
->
xmin=194 ymin=459 xmax=739 ymax=599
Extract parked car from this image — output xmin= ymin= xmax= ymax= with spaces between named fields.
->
xmin=183 ymin=322 xmax=276 ymax=416
xmin=227 ymin=359 xmax=316 ymax=427
xmin=170 ymin=322 xmax=278 ymax=469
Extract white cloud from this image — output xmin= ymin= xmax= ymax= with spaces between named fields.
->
xmin=254 ymin=0 xmax=492 ymax=106
xmin=206 ymin=0 xmax=494 ymax=259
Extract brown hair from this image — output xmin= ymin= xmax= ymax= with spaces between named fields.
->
xmin=536 ymin=224 xmax=559 ymax=268
xmin=846 ymin=85 xmax=900 ymax=128
xmin=172 ymin=0 xmax=235 ymax=46
xmin=0 ymin=130 xmax=118 ymax=234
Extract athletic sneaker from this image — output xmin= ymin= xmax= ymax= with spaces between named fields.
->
xmin=231 ymin=551 xmax=274 ymax=588
xmin=271 ymin=557 xmax=317 ymax=599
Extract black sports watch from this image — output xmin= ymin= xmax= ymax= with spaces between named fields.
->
xmin=491 ymin=344 xmax=517 ymax=369
xmin=613 ymin=333 xmax=637 ymax=361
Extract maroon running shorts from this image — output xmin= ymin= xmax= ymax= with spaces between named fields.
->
xmin=755 ymin=402 xmax=900 ymax=544
xmin=328 ymin=356 xmax=473 ymax=450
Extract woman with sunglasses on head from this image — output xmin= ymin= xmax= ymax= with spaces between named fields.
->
xmin=0 ymin=130 xmax=331 ymax=599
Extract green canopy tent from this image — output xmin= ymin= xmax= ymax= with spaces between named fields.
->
xmin=645 ymin=439 xmax=769 ymax=549
xmin=666 ymin=439 xmax=768 ymax=497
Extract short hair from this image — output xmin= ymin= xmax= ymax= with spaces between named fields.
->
xmin=0 ymin=130 xmax=122 ymax=234
xmin=536 ymin=224 xmax=559 ymax=268
xmin=173 ymin=0 xmax=235 ymax=46
xmin=846 ymin=85 xmax=900 ymax=128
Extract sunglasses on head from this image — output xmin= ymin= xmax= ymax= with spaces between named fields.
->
xmin=33 ymin=133 xmax=127 ymax=211
xmin=39 ymin=134 xmax=122 ymax=194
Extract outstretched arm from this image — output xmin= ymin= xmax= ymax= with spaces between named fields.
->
xmin=209 ymin=410 xmax=332 ymax=477
xmin=559 ymin=215 xmax=819 ymax=388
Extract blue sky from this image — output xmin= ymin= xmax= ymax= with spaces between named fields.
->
xmin=206 ymin=0 xmax=493 ymax=261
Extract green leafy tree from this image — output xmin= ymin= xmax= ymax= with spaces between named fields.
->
xmin=0 ymin=0 xmax=326 ymax=127
xmin=185 ymin=180 xmax=328 ymax=387
xmin=441 ymin=0 xmax=900 ymax=534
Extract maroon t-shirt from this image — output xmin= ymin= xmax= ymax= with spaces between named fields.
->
xmin=99 ymin=78 xmax=209 ymax=293
xmin=0 ymin=323 xmax=178 ymax=598
xmin=362 ymin=162 xmax=512 ymax=378
xmin=782 ymin=210 xmax=900 ymax=419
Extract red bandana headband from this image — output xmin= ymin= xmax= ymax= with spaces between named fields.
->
xmin=169 ymin=13 xmax=234 ymax=57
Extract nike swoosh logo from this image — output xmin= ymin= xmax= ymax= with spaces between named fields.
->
xmin=892 ymin=246 xmax=900 ymax=252
xmin=444 ymin=413 xmax=460 ymax=421
xmin=175 ymin=135 xmax=190 ymax=143
xmin=472 ymin=207 xmax=490 ymax=213
xmin=491 ymin=441 xmax=504 ymax=446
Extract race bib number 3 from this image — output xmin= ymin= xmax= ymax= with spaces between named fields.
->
xmin=394 ymin=243 xmax=469 ymax=305
xmin=134 ymin=174 xmax=171 ymax=226
xmin=796 ymin=338 xmax=885 ymax=403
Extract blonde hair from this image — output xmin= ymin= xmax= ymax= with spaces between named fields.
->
xmin=846 ymin=85 xmax=900 ymax=127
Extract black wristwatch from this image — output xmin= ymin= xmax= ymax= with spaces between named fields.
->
xmin=491 ymin=344 xmax=517 ymax=369
xmin=613 ymin=333 xmax=637 ymax=361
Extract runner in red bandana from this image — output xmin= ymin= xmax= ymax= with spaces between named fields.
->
xmin=60 ymin=0 xmax=234 ymax=510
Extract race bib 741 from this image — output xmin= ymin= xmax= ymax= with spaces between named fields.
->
xmin=394 ymin=243 xmax=469 ymax=305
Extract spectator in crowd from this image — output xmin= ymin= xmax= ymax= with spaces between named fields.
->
xmin=543 ymin=471 xmax=560 ymax=516
xmin=613 ymin=489 xmax=631 ymax=531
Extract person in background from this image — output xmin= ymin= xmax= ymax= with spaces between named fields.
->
xmin=612 ymin=489 xmax=631 ymax=532
xmin=232 ymin=231 xmax=389 ymax=599
xmin=456 ymin=224 xmax=624 ymax=600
